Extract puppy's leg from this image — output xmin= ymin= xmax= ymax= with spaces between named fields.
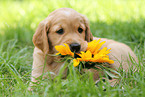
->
xmin=93 ymin=38 xmax=138 ymax=86
xmin=108 ymin=42 xmax=138 ymax=71
xmin=106 ymin=42 xmax=138 ymax=86
xmin=29 ymin=47 xmax=50 ymax=90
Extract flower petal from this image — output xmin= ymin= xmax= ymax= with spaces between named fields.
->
xmin=97 ymin=47 xmax=111 ymax=56
xmin=87 ymin=40 xmax=100 ymax=53
xmin=96 ymin=57 xmax=114 ymax=64
xmin=87 ymin=39 xmax=106 ymax=55
xmin=85 ymin=50 xmax=92 ymax=59
xmin=56 ymin=53 xmax=60 ymax=55
xmin=93 ymin=41 xmax=106 ymax=54
xmin=64 ymin=43 xmax=74 ymax=56
xmin=55 ymin=45 xmax=66 ymax=55
xmin=77 ymin=50 xmax=93 ymax=62
xmin=55 ymin=43 xmax=74 ymax=56
xmin=73 ymin=59 xmax=80 ymax=67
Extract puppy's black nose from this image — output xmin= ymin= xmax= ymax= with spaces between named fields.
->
xmin=70 ymin=43 xmax=81 ymax=53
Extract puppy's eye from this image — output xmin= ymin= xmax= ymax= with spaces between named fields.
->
xmin=78 ymin=27 xmax=83 ymax=33
xmin=56 ymin=28 xmax=64 ymax=34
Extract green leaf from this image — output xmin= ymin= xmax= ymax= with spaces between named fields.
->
xmin=104 ymin=70 xmax=119 ymax=79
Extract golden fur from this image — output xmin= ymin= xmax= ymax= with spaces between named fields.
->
xmin=31 ymin=8 xmax=138 ymax=85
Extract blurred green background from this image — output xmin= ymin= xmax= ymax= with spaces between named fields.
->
xmin=0 ymin=0 xmax=145 ymax=47
xmin=0 ymin=0 xmax=145 ymax=96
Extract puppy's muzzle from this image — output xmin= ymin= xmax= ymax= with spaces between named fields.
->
xmin=70 ymin=43 xmax=81 ymax=53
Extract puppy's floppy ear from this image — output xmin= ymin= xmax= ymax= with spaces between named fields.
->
xmin=81 ymin=15 xmax=93 ymax=42
xmin=33 ymin=20 xmax=49 ymax=55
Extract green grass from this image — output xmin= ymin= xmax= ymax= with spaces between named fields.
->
xmin=0 ymin=0 xmax=145 ymax=96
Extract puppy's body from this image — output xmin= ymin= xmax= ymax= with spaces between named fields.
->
xmin=31 ymin=8 xmax=138 ymax=84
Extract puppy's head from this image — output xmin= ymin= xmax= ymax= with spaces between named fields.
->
xmin=33 ymin=8 xmax=93 ymax=55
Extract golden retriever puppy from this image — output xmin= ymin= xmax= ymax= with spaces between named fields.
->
xmin=31 ymin=8 xmax=138 ymax=85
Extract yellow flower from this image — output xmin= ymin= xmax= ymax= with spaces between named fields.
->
xmin=93 ymin=47 xmax=114 ymax=64
xmin=73 ymin=51 xmax=93 ymax=67
xmin=77 ymin=50 xmax=93 ymax=62
xmin=87 ymin=39 xmax=106 ymax=55
xmin=55 ymin=39 xmax=114 ymax=67
xmin=74 ymin=47 xmax=114 ymax=66
xmin=55 ymin=43 xmax=74 ymax=57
